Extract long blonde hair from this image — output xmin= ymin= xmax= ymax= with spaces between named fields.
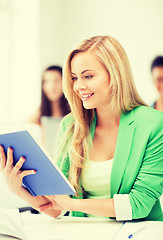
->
xmin=57 ymin=35 xmax=146 ymax=193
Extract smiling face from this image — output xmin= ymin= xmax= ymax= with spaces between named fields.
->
xmin=71 ymin=51 xmax=111 ymax=110
xmin=42 ymin=70 xmax=63 ymax=102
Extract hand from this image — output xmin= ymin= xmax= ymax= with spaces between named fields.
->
xmin=39 ymin=195 xmax=74 ymax=212
xmin=0 ymin=145 xmax=36 ymax=195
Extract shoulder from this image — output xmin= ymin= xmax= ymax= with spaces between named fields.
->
xmin=133 ymin=106 xmax=163 ymax=126
xmin=59 ymin=113 xmax=75 ymax=133
xmin=131 ymin=106 xmax=163 ymax=137
xmin=27 ymin=107 xmax=41 ymax=125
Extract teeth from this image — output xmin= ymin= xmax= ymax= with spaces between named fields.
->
xmin=82 ymin=94 xmax=92 ymax=98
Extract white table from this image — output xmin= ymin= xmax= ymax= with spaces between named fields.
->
xmin=0 ymin=209 xmax=162 ymax=240
xmin=20 ymin=213 xmax=163 ymax=240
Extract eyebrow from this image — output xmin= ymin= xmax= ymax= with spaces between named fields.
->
xmin=71 ymin=69 xmax=94 ymax=75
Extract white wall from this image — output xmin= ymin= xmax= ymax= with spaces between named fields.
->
xmin=11 ymin=0 xmax=41 ymax=121
xmin=0 ymin=0 xmax=13 ymax=120
xmin=40 ymin=0 xmax=163 ymax=105
xmin=0 ymin=0 xmax=163 ymax=122
xmin=0 ymin=0 xmax=40 ymax=122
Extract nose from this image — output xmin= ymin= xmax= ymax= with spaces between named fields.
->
xmin=75 ymin=78 xmax=87 ymax=91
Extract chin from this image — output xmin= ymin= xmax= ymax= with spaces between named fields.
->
xmin=83 ymin=104 xmax=96 ymax=110
xmin=48 ymin=96 xmax=60 ymax=102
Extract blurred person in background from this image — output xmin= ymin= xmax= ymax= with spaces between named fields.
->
xmin=28 ymin=65 xmax=70 ymax=157
xmin=150 ymin=56 xmax=163 ymax=111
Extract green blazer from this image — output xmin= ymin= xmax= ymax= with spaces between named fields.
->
xmin=56 ymin=106 xmax=163 ymax=221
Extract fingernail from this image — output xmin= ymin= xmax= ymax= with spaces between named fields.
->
xmin=8 ymin=147 xmax=13 ymax=152
xmin=21 ymin=157 xmax=25 ymax=161
xmin=33 ymin=170 xmax=36 ymax=173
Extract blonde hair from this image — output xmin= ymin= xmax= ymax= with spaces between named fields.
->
xmin=56 ymin=35 xmax=146 ymax=193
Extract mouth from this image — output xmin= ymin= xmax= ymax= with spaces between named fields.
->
xmin=80 ymin=93 xmax=94 ymax=101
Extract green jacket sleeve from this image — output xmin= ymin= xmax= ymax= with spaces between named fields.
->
xmin=129 ymin=116 xmax=163 ymax=219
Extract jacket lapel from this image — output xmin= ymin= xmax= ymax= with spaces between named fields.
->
xmin=110 ymin=110 xmax=135 ymax=197
xmin=90 ymin=109 xmax=136 ymax=197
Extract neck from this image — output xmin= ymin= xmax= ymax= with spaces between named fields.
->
xmin=155 ymin=96 xmax=163 ymax=111
xmin=50 ymin=100 xmax=63 ymax=117
xmin=96 ymin=107 xmax=121 ymax=129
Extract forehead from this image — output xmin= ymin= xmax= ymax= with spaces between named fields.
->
xmin=71 ymin=51 xmax=103 ymax=73
xmin=43 ymin=70 xmax=61 ymax=79
xmin=152 ymin=67 xmax=163 ymax=78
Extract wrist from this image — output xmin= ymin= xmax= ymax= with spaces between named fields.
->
xmin=17 ymin=186 xmax=29 ymax=198
xmin=71 ymin=198 xmax=80 ymax=212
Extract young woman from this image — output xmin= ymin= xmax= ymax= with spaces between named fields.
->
xmin=28 ymin=65 xmax=70 ymax=156
xmin=28 ymin=65 xmax=70 ymax=125
xmin=0 ymin=36 xmax=162 ymax=221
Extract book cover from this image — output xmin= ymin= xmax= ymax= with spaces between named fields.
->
xmin=0 ymin=130 xmax=75 ymax=196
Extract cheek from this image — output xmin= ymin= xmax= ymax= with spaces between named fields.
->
xmin=73 ymin=82 xmax=77 ymax=93
xmin=57 ymin=83 xmax=63 ymax=93
xmin=102 ymin=81 xmax=110 ymax=94
xmin=42 ymin=85 xmax=48 ymax=94
xmin=43 ymin=81 xmax=53 ymax=91
xmin=155 ymin=82 xmax=161 ymax=90
xmin=157 ymin=84 xmax=163 ymax=93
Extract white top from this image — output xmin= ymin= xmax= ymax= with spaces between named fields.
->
xmin=82 ymin=159 xmax=113 ymax=199
xmin=81 ymin=159 xmax=113 ymax=218
xmin=81 ymin=158 xmax=132 ymax=220
xmin=58 ymin=159 xmax=132 ymax=221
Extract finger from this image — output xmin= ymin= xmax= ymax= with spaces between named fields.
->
xmin=55 ymin=195 xmax=69 ymax=202
xmin=38 ymin=202 xmax=53 ymax=212
xmin=6 ymin=147 xmax=14 ymax=170
xmin=48 ymin=195 xmax=55 ymax=200
xmin=0 ymin=145 xmax=7 ymax=171
xmin=14 ymin=157 xmax=26 ymax=173
xmin=20 ymin=169 xmax=36 ymax=178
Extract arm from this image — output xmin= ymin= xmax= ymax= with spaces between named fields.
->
xmin=0 ymin=146 xmax=62 ymax=218
xmin=26 ymin=107 xmax=41 ymax=126
xmin=39 ymin=195 xmax=116 ymax=218
xmin=71 ymin=198 xmax=116 ymax=217
xmin=26 ymin=107 xmax=45 ymax=144
xmin=128 ymin=117 xmax=163 ymax=219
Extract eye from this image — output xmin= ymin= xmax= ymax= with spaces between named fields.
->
xmin=72 ymin=77 xmax=78 ymax=81
xmin=84 ymin=75 xmax=93 ymax=79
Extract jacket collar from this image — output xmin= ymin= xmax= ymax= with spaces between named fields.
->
xmin=90 ymin=109 xmax=136 ymax=196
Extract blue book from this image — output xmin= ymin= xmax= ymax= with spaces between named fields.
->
xmin=0 ymin=130 xmax=76 ymax=196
